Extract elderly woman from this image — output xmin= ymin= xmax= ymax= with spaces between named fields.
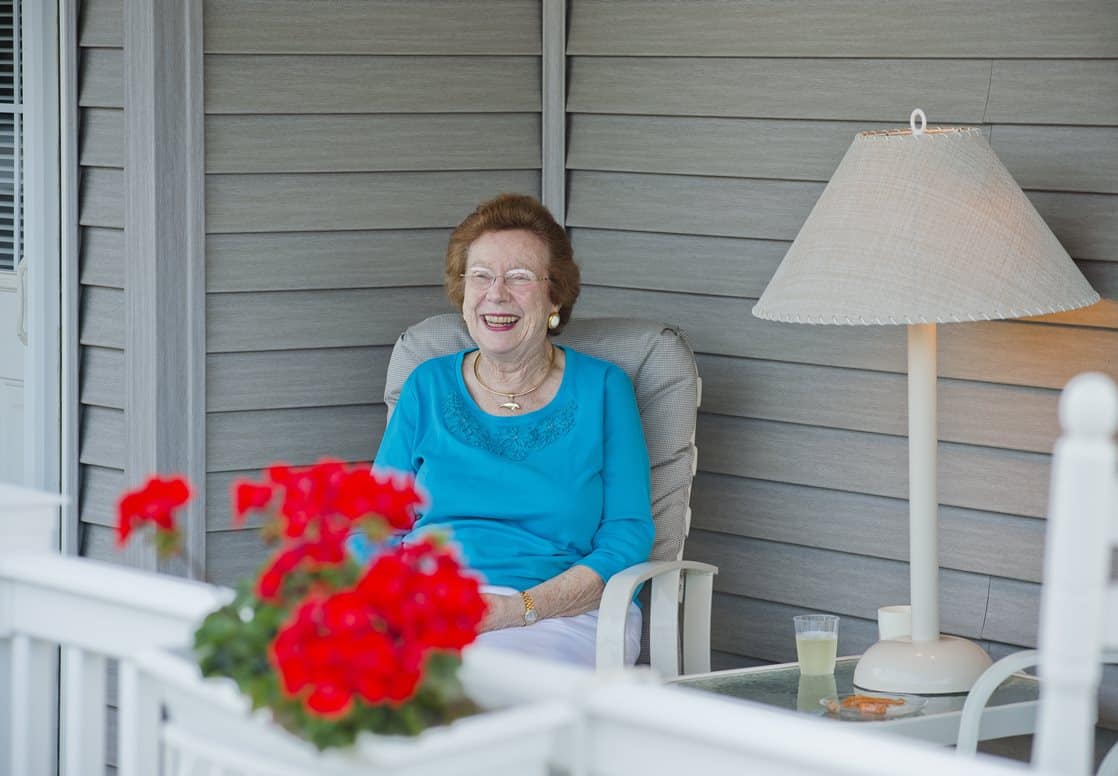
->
xmin=369 ymin=193 xmax=653 ymax=667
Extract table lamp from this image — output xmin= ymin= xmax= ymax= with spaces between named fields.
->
xmin=752 ymin=110 xmax=1100 ymax=693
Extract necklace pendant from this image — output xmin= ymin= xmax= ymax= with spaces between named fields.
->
xmin=499 ymin=400 xmax=522 ymax=411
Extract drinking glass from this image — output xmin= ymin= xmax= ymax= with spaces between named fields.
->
xmin=794 ymin=614 xmax=839 ymax=676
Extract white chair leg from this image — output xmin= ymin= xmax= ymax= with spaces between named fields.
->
xmin=649 ymin=568 xmax=682 ymax=678
xmin=681 ymin=569 xmax=714 ymax=675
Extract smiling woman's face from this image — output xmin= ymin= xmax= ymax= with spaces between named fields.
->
xmin=462 ymin=229 xmax=558 ymax=364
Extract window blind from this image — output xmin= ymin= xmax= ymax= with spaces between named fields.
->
xmin=0 ymin=0 xmax=20 ymax=273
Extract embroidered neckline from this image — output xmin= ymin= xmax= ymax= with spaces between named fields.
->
xmin=442 ymin=392 xmax=578 ymax=461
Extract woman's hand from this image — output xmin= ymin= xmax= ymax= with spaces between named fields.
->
xmin=479 ymin=593 xmax=523 ymax=632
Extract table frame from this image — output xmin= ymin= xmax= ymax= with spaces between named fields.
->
xmin=669 ymin=655 xmax=1039 ymax=746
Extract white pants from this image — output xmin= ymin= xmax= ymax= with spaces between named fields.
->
xmin=475 ymin=585 xmax=642 ymax=668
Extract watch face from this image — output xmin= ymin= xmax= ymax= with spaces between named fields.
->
xmin=524 ymin=608 xmax=538 ymax=625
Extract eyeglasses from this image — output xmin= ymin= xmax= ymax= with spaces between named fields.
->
xmin=461 ymin=267 xmax=549 ymax=290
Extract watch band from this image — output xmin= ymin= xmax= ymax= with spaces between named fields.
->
xmin=520 ymin=590 xmax=538 ymax=625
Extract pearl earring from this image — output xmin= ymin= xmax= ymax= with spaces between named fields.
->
xmin=547 ymin=312 xmax=560 ymax=330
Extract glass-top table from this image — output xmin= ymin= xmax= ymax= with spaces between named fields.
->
xmin=669 ymin=656 xmax=1039 ymax=746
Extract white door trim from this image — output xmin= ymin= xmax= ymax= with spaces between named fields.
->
xmin=22 ymin=0 xmax=62 ymax=505
xmin=59 ymin=0 xmax=79 ymax=555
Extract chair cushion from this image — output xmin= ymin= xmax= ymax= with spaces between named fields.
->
xmin=383 ymin=314 xmax=699 ymax=562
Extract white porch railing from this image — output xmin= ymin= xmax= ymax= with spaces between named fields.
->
xmin=1 ymin=485 xmax=1046 ymax=776
xmin=0 ymin=552 xmax=231 ymax=776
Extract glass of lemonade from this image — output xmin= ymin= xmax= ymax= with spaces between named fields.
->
xmin=793 ymin=614 xmax=839 ymax=676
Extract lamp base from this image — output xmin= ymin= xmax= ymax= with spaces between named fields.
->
xmin=852 ymin=635 xmax=993 ymax=694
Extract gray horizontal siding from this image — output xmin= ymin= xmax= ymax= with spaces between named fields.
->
xmin=205 ymin=55 xmax=540 ymax=114
xmin=207 ymin=286 xmax=451 ymax=352
xmin=687 ymin=530 xmax=991 ymax=638
xmin=206 ymin=114 xmax=540 ymax=174
xmin=691 ymin=474 xmax=1046 ymax=582
xmin=208 ymin=347 xmax=392 ymax=411
xmin=205 ymin=170 xmax=540 ymax=233
xmin=78 ymin=47 xmax=122 ymax=108
xmin=79 ymin=228 xmax=124 ymax=288
xmin=569 ymin=171 xmax=823 ymax=240
xmin=567 ymin=1 xmax=1118 ymax=58
xmin=988 ymin=61 xmax=1118 ymax=126
xmin=80 ymin=107 xmax=123 ymax=168
xmin=577 ymin=287 xmax=1118 ymax=390
xmin=697 ymin=414 xmax=1051 ymax=519
xmin=568 ymin=116 xmax=1118 ymax=196
xmin=1024 ymin=191 xmax=1118 ymax=261
xmin=80 ymin=286 xmax=124 ymax=349
xmin=574 ymin=227 xmax=1117 ymax=306
xmin=78 ymin=167 xmax=123 ymax=228
xmin=80 ymin=347 xmax=124 ymax=409
xmin=203 ymin=0 xmax=541 ymax=55
xmin=80 ymin=346 xmax=393 ymax=413
xmin=706 ymin=593 xmax=881 ymax=666
xmin=572 ymin=228 xmax=786 ymax=299
xmin=79 ymin=407 xmax=124 ymax=469
xmin=205 ymin=527 xmax=270 ymax=587
xmin=79 ymin=465 xmax=125 ymax=527
xmin=567 ymin=172 xmax=1118 ymax=261
xmin=79 ymin=0 xmax=122 ymax=47
xmin=208 ymin=405 xmax=386 ymax=471
xmin=207 ymin=229 xmax=449 ymax=292
xmin=990 ymin=125 xmax=1118 ymax=195
xmin=568 ymin=58 xmax=991 ymax=121
xmin=697 ymin=356 xmax=1061 ymax=454
xmin=983 ymin=578 xmax=1041 ymax=646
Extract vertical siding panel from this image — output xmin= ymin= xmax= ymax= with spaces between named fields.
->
xmin=77 ymin=0 xmax=126 ymax=537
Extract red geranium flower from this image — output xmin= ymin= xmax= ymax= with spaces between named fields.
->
xmin=232 ymin=481 xmax=275 ymax=525
xmin=116 ymin=474 xmax=191 ymax=548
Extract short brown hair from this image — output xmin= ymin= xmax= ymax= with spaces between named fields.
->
xmin=444 ymin=193 xmax=580 ymax=335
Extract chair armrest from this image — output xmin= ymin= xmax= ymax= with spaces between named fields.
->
xmin=956 ymin=649 xmax=1039 ymax=756
xmin=596 ymin=560 xmax=717 ymax=678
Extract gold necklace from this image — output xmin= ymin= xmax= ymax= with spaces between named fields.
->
xmin=472 ymin=347 xmax=555 ymax=411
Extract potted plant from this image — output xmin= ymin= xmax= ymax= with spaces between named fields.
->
xmin=117 ymin=461 xmax=581 ymax=772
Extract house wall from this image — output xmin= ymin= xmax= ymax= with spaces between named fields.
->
xmin=562 ymin=0 xmax=1118 ymax=722
xmin=70 ymin=0 xmax=1118 ymax=732
xmin=197 ymin=0 xmax=542 ymax=582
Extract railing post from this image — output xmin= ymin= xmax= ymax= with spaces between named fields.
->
xmin=59 ymin=647 xmax=106 ymax=776
xmin=1033 ymin=373 xmax=1118 ymax=775
xmin=10 ymin=634 xmax=58 ymax=776
xmin=117 ymin=661 xmax=161 ymax=776
xmin=1 ymin=485 xmax=66 ymax=776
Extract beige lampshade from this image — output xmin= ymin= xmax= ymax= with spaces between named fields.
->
xmin=752 ymin=125 xmax=1099 ymax=325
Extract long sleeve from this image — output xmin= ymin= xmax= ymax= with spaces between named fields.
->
xmin=373 ymin=374 xmax=421 ymax=476
xmin=577 ymin=365 xmax=654 ymax=583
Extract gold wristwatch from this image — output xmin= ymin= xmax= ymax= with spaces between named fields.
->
xmin=520 ymin=590 xmax=538 ymax=625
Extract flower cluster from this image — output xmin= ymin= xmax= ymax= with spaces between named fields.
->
xmin=117 ymin=460 xmax=486 ymax=751
xmin=271 ymin=539 xmax=486 ymax=717
xmin=116 ymin=475 xmax=191 ymax=555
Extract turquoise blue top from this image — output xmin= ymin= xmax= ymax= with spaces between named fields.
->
xmin=361 ymin=346 xmax=653 ymax=590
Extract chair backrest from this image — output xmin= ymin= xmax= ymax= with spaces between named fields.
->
xmin=1032 ymin=372 xmax=1118 ymax=775
xmin=383 ymin=314 xmax=700 ymax=563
